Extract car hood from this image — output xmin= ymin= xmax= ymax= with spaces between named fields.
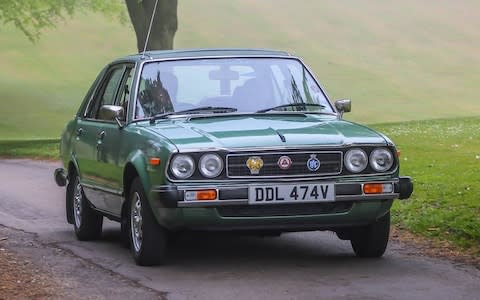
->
xmin=145 ymin=114 xmax=387 ymax=151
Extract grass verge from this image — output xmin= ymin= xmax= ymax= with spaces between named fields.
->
xmin=0 ymin=117 xmax=478 ymax=254
xmin=0 ymin=139 xmax=60 ymax=160
xmin=373 ymin=117 xmax=480 ymax=254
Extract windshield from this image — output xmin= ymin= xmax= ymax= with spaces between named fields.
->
xmin=134 ymin=57 xmax=333 ymax=119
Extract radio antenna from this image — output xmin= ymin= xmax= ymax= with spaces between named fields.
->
xmin=141 ymin=0 xmax=160 ymax=58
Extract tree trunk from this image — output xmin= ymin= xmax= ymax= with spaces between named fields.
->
xmin=125 ymin=0 xmax=178 ymax=52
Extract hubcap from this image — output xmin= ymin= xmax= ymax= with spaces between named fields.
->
xmin=73 ymin=178 xmax=83 ymax=228
xmin=131 ymin=192 xmax=143 ymax=253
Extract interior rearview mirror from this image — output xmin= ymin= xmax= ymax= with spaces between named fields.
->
xmin=335 ymin=99 xmax=351 ymax=117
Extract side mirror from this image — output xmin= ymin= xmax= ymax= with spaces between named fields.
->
xmin=98 ymin=105 xmax=125 ymax=128
xmin=335 ymin=99 xmax=351 ymax=117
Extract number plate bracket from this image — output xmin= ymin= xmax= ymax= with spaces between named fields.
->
xmin=248 ymin=183 xmax=335 ymax=204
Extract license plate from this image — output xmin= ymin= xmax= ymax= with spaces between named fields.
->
xmin=248 ymin=183 xmax=335 ymax=204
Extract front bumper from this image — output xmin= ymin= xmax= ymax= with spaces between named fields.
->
xmin=147 ymin=176 xmax=412 ymax=230
xmin=153 ymin=200 xmax=394 ymax=231
xmin=150 ymin=176 xmax=413 ymax=208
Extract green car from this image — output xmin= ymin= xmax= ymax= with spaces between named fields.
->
xmin=54 ymin=48 xmax=413 ymax=266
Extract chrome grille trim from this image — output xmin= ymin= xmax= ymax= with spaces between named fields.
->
xmin=226 ymin=151 xmax=343 ymax=179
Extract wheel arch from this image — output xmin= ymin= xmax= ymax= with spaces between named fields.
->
xmin=67 ymin=152 xmax=80 ymax=179
xmin=121 ymin=151 xmax=151 ymax=220
xmin=66 ymin=160 xmax=79 ymax=224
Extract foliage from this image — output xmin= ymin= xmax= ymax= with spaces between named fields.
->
xmin=0 ymin=0 xmax=126 ymax=41
xmin=373 ymin=117 xmax=480 ymax=252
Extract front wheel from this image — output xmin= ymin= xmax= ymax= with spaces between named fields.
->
xmin=69 ymin=173 xmax=103 ymax=240
xmin=128 ymin=178 xmax=168 ymax=266
xmin=350 ymin=212 xmax=390 ymax=258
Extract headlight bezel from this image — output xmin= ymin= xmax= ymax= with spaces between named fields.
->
xmin=198 ymin=153 xmax=224 ymax=178
xmin=170 ymin=154 xmax=196 ymax=179
xmin=344 ymin=148 xmax=369 ymax=173
xmin=369 ymin=148 xmax=394 ymax=172
xmin=167 ymin=146 xmax=397 ymax=181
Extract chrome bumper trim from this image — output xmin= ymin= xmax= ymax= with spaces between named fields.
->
xmin=153 ymin=180 xmax=401 ymax=208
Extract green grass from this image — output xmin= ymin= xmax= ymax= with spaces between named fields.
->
xmin=373 ymin=117 xmax=480 ymax=252
xmin=1 ymin=0 xmax=480 ymax=139
xmin=0 ymin=139 xmax=60 ymax=160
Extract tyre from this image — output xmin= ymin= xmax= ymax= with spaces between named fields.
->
xmin=256 ymin=231 xmax=282 ymax=237
xmin=120 ymin=214 xmax=131 ymax=248
xmin=350 ymin=212 xmax=390 ymax=258
xmin=69 ymin=173 xmax=103 ymax=240
xmin=128 ymin=178 xmax=168 ymax=266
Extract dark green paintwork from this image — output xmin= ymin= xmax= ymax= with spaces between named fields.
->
xmin=145 ymin=114 xmax=386 ymax=150
xmin=59 ymin=49 xmax=402 ymax=231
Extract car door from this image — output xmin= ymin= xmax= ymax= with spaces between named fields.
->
xmin=74 ymin=64 xmax=126 ymax=215
xmin=94 ymin=64 xmax=136 ymax=217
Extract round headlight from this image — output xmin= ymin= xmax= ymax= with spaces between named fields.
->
xmin=370 ymin=148 xmax=394 ymax=172
xmin=199 ymin=153 xmax=223 ymax=178
xmin=170 ymin=154 xmax=195 ymax=179
xmin=344 ymin=149 xmax=368 ymax=173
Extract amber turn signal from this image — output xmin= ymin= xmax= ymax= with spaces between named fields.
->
xmin=363 ymin=183 xmax=394 ymax=194
xmin=196 ymin=190 xmax=218 ymax=201
xmin=149 ymin=157 xmax=161 ymax=166
xmin=184 ymin=189 xmax=218 ymax=201
xmin=363 ymin=183 xmax=383 ymax=194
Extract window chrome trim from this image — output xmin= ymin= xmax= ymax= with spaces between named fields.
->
xmin=81 ymin=71 xmax=106 ymax=119
xmin=83 ymin=64 xmax=127 ymax=120
xmin=131 ymin=55 xmax=337 ymax=122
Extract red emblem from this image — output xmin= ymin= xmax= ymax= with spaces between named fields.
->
xmin=277 ymin=156 xmax=292 ymax=170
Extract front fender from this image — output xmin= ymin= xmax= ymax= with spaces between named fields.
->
xmin=69 ymin=153 xmax=80 ymax=179
xmin=125 ymin=150 xmax=152 ymax=193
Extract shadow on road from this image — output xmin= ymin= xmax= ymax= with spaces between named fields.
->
xmin=94 ymin=226 xmax=383 ymax=268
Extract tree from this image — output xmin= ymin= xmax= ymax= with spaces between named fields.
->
xmin=126 ymin=0 xmax=178 ymax=52
xmin=0 ymin=0 xmax=178 ymax=51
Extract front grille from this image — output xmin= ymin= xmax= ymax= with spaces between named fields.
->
xmin=226 ymin=151 xmax=342 ymax=178
xmin=216 ymin=202 xmax=353 ymax=217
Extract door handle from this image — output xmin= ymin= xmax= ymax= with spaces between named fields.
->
xmin=97 ymin=130 xmax=106 ymax=140
xmin=96 ymin=130 xmax=105 ymax=152
xmin=76 ymin=128 xmax=84 ymax=137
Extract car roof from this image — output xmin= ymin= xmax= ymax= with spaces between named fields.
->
xmin=115 ymin=48 xmax=292 ymax=63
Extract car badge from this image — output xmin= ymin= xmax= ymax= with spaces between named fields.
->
xmin=307 ymin=154 xmax=321 ymax=171
xmin=277 ymin=155 xmax=292 ymax=170
xmin=246 ymin=156 xmax=264 ymax=175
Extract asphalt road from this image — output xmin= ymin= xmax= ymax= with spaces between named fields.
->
xmin=0 ymin=159 xmax=479 ymax=300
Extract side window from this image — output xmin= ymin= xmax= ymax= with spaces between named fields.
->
xmin=136 ymin=66 xmax=176 ymax=119
xmin=116 ymin=66 xmax=135 ymax=121
xmin=86 ymin=66 xmax=125 ymax=119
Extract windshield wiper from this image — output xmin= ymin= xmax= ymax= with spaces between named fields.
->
xmin=256 ymin=103 xmax=326 ymax=113
xmin=150 ymin=106 xmax=237 ymax=124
